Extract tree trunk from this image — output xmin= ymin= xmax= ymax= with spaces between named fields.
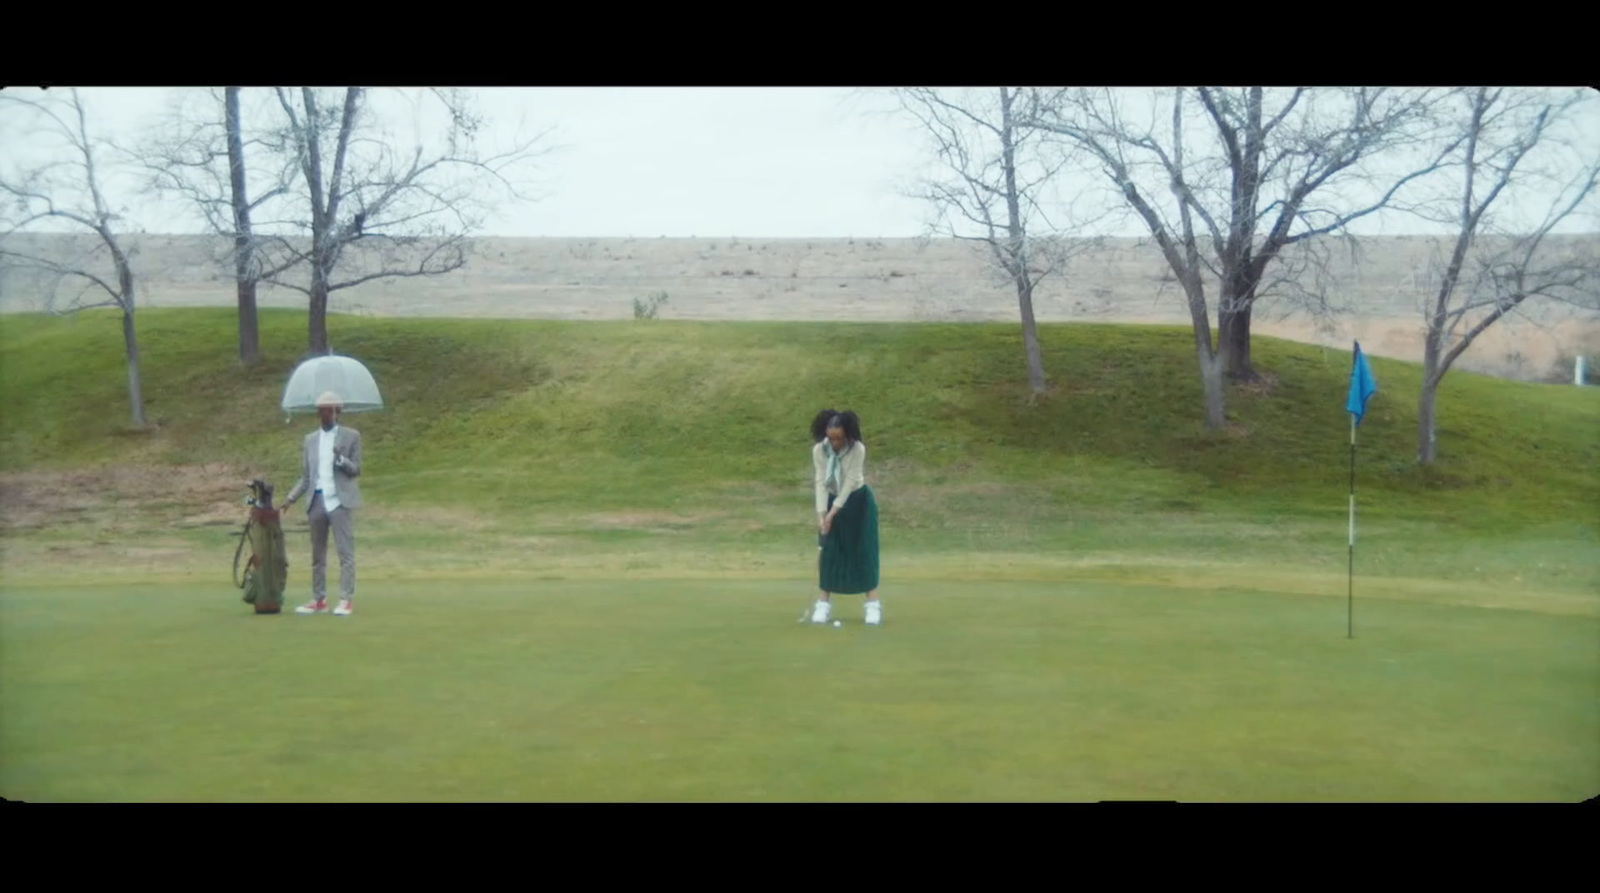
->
xmin=297 ymin=88 xmax=334 ymax=358
xmin=1418 ymin=378 xmax=1439 ymax=465
xmin=102 ymin=231 xmax=146 ymax=428
xmin=237 ymin=279 xmax=260 ymax=363
xmin=1220 ymin=90 xmax=1264 ymax=385
xmin=225 ymin=86 xmax=261 ymax=366
xmin=122 ymin=306 xmax=147 ymax=428
xmin=998 ymin=87 xmax=1045 ymax=396
xmin=1018 ymin=278 xmax=1046 ymax=394
xmin=1418 ymin=331 xmax=1443 ymax=464
xmin=1181 ymin=277 xmax=1226 ymax=432
xmin=1200 ymin=348 xmax=1225 ymax=431
xmin=1219 ymin=282 xmax=1258 ymax=382
xmin=1216 ymin=302 xmax=1254 ymax=384
xmin=309 ymin=263 xmax=330 ymax=355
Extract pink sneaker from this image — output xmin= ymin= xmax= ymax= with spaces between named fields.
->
xmin=295 ymin=599 xmax=328 ymax=615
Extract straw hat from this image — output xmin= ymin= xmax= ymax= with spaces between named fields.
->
xmin=315 ymin=391 xmax=344 ymax=409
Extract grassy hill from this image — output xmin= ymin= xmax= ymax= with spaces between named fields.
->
xmin=2 ymin=307 xmax=1597 ymax=603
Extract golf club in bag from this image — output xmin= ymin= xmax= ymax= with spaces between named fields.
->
xmin=233 ymin=479 xmax=289 ymax=614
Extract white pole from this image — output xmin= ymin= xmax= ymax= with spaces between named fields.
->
xmin=1348 ymin=414 xmax=1356 ymax=639
xmin=1577 ymin=356 xmax=1587 ymax=387
xmin=1349 ymin=416 xmax=1356 ymax=547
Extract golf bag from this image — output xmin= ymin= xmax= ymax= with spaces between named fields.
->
xmin=234 ymin=479 xmax=288 ymax=614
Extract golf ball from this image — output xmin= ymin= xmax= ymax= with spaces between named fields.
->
xmin=832 ymin=620 xmax=842 ymax=628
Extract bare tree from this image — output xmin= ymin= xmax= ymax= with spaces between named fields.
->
xmin=891 ymin=87 xmax=1102 ymax=396
xmin=257 ymin=87 xmax=551 ymax=356
xmin=0 ymin=88 xmax=150 ymax=428
xmin=1405 ymin=87 xmax=1600 ymax=464
xmin=137 ymin=87 xmax=302 ymax=365
xmin=1022 ymin=87 xmax=1453 ymax=429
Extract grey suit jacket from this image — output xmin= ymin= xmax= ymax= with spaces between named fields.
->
xmin=286 ymin=425 xmax=363 ymax=511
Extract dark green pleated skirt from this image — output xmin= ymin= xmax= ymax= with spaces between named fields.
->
xmin=820 ymin=485 xmax=879 ymax=595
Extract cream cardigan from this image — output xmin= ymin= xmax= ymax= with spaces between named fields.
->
xmin=813 ymin=439 xmax=866 ymax=515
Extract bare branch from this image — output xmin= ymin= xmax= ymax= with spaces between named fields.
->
xmin=240 ymin=88 xmax=555 ymax=350
xmin=0 ymin=90 xmax=135 ymax=312
xmin=885 ymin=87 xmax=1105 ymax=391
xmin=328 ymin=236 xmax=470 ymax=292
xmin=0 ymin=247 xmax=121 ymax=309
xmin=1409 ymin=87 xmax=1600 ymax=461
xmin=0 ymin=88 xmax=150 ymax=424
xmin=133 ymin=87 xmax=303 ymax=277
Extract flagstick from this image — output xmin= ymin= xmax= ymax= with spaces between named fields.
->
xmin=1348 ymin=413 xmax=1356 ymax=640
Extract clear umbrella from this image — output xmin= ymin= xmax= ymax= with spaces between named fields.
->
xmin=282 ymin=355 xmax=385 ymax=414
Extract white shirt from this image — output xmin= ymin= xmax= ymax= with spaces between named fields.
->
xmin=317 ymin=426 xmax=342 ymax=512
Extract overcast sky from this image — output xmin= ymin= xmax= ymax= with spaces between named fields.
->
xmin=2 ymin=86 xmax=1597 ymax=239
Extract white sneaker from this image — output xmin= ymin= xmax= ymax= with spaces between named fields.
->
xmin=295 ymin=599 xmax=328 ymax=615
xmin=333 ymin=599 xmax=353 ymax=616
xmin=865 ymin=600 xmax=882 ymax=626
xmin=810 ymin=600 xmax=831 ymax=624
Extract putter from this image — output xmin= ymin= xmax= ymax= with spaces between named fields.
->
xmin=798 ymin=529 xmax=826 ymax=623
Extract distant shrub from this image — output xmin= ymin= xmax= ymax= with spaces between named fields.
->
xmin=633 ymin=291 xmax=669 ymax=320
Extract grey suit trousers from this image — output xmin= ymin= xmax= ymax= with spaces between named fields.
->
xmin=308 ymin=492 xmax=355 ymax=601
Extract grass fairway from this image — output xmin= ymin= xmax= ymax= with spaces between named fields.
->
xmin=2 ymin=309 xmax=1596 ymax=801
xmin=2 ymin=578 xmax=1594 ymax=802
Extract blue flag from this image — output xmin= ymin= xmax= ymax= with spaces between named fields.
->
xmin=1346 ymin=341 xmax=1378 ymax=425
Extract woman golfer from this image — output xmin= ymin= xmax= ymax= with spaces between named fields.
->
xmin=809 ymin=410 xmax=881 ymax=625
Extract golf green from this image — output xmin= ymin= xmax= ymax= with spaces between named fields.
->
xmin=1 ymin=578 xmax=1593 ymax=801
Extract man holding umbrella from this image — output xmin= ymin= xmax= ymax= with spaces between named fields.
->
xmin=282 ymin=391 xmax=363 ymax=616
